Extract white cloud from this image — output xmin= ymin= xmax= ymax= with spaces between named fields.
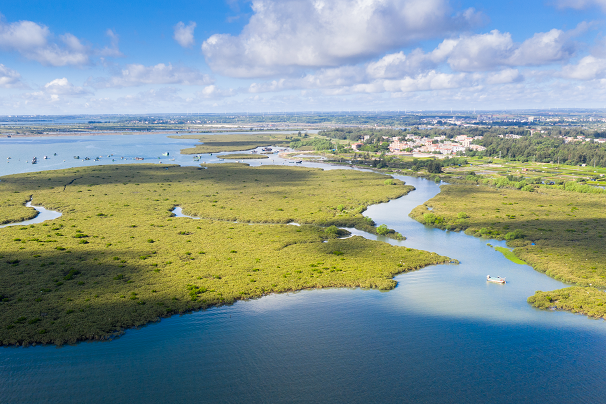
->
xmin=366 ymin=50 xmax=441 ymax=79
xmin=0 ymin=14 xmax=91 ymax=66
xmin=202 ymin=0 xmax=483 ymax=78
xmin=91 ymin=63 xmax=214 ymax=88
xmin=98 ymin=29 xmax=123 ymax=58
xmin=443 ymin=28 xmax=579 ymax=72
xmin=44 ymin=78 xmax=90 ymax=96
xmin=484 ymin=68 xmax=523 ymax=84
xmin=561 ymin=55 xmax=606 ymax=79
xmin=174 ymin=21 xmax=196 ymax=48
xmin=0 ymin=64 xmax=24 ymax=88
xmin=197 ymin=85 xmax=236 ymax=98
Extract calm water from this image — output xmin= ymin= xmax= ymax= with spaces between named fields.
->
xmin=2 ymin=135 xmax=606 ymax=403
xmin=0 ymin=202 xmax=62 ymax=229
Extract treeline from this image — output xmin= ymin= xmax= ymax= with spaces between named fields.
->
xmin=344 ymin=155 xmax=467 ymax=172
xmin=479 ymin=134 xmax=606 ymax=165
xmin=290 ymin=137 xmax=336 ymax=151
xmin=460 ymin=172 xmax=606 ymax=195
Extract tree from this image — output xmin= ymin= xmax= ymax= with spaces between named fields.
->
xmin=426 ymin=160 xmax=443 ymax=174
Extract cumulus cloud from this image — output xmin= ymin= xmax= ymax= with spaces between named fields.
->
xmin=561 ymin=56 xmax=606 ymax=79
xmin=0 ymin=64 xmax=24 ymax=88
xmin=442 ymin=28 xmax=580 ymax=72
xmin=18 ymin=78 xmax=90 ymax=107
xmin=202 ymin=0 xmax=483 ymax=77
xmin=44 ymin=78 xmax=90 ymax=96
xmin=0 ymin=14 xmax=91 ymax=66
xmin=90 ymin=63 xmax=214 ymax=88
xmin=174 ymin=21 xmax=196 ymax=48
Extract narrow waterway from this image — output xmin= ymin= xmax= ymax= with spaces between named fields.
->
xmin=2 ymin=135 xmax=606 ymax=404
xmin=0 ymin=201 xmax=62 ymax=228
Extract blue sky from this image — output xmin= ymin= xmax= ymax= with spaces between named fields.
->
xmin=2 ymin=0 xmax=606 ymax=114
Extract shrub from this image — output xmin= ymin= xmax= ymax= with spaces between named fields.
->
xmin=325 ymin=225 xmax=339 ymax=235
xmin=376 ymin=224 xmax=389 ymax=235
xmin=505 ymin=229 xmax=524 ymax=240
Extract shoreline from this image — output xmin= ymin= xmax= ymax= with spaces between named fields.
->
xmin=0 ymin=162 xmax=445 ymax=347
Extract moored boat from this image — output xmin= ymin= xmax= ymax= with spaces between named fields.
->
xmin=486 ymin=275 xmax=506 ymax=284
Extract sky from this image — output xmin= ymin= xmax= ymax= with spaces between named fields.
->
xmin=3 ymin=0 xmax=606 ymax=114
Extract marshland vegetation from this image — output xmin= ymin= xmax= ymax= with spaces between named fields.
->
xmin=0 ymin=163 xmax=450 ymax=346
xmin=409 ymin=183 xmax=606 ymax=319
xmin=173 ymin=133 xmax=294 ymax=154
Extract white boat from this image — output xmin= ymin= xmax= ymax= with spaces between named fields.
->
xmin=486 ymin=275 xmax=506 ymax=284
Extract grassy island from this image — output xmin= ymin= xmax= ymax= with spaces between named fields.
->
xmin=217 ymin=154 xmax=269 ymax=160
xmin=0 ymin=164 xmax=451 ymax=346
xmin=409 ymin=183 xmax=606 ymax=320
xmin=173 ymin=133 xmax=293 ymax=154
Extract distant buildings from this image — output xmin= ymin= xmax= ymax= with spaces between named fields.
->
xmin=384 ymin=134 xmax=485 ymax=156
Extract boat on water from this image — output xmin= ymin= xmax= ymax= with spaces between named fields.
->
xmin=74 ymin=156 xmax=80 ymax=159
xmin=486 ymin=275 xmax=506 ymax=284
xmin=162 ymin=152 xmax=170 ymax=156
xmin=31 ymin=157 xmax=37 ymax=164
xmin=193 ymin=156 xmax=200 ymax=161
xmin=43 ymin=156 xmax=48 ymax=159
xmin=135 ymin=157 xmax=144 ymax=161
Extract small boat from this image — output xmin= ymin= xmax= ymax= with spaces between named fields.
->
xmin=54 ymin=153 xmax=57 ymax=156
xmin=193 ymin=156 xmax=200 ymax=161
xmin=162 ymin=152 xmax=170 ymax=156
xmin=84 ymin=157 xmax=90 ymax=161
xmin=262 ymin=147 xmax=272 ymax=152
xmin=7 ymin=157 xmax=10 ymax=160
xmin=486 ymin=275 xmax=506 ymax=284
xmin=135 ymin=157 xmax=144 ymax=161
xmin=44 ymin=156 xmax=48 ymax=159
xmin=74 ymin=156 xmax=80 ymax=159
xmin=295 ymin=160 xmax=302 ymax=164
xmin=32 ymin=157 xmax=37 ymax=164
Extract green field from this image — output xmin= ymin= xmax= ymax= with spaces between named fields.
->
xmin=0 ymin=164 xmax=451 ymax=346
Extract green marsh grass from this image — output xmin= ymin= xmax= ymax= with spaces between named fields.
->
xmin=0 ymin=163 xmax=450 ymax=345
xmin=217 ymin=154 xmax=269 ymax=160
xmin=172 ymin=133 xmax=293 ymax=154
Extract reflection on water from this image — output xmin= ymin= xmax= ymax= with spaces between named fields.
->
xmin=1 ymin=135 xmax=606 ymax=403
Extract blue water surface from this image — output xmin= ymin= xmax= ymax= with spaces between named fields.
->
xmin=1 ymin=134 xmax=605 ymax=403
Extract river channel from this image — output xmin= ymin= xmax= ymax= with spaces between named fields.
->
xmin=2 ymin=135 xmax=606 ymax=403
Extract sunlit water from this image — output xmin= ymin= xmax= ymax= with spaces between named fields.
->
xmin=2 ymin=135 xmax=606 ymax=403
